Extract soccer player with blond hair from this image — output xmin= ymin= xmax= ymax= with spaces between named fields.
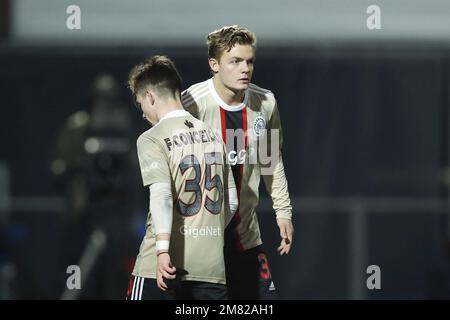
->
xmin=182 ymin=26 xmax=294 ymax=299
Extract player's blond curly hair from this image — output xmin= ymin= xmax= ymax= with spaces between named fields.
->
xmin=207 ymin=25 xmax=256 ymax=61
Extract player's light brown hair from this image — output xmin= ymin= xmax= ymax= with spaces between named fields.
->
xmin=207 ymin=25 xmax=256 ymax=61
xmin=127 ymin=55 xmax=182 ymax=99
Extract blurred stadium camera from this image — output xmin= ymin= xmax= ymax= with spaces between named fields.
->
xmin=51 ymin=73 xmax=134 ymax=211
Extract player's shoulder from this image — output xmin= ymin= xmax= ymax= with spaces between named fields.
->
xmin=181 ymin=80 xmax=209 ymax=97
xmin=192 ymin=116 xmax=217 ymax=133
xmin=181 ymin=80 xmax=210 ymax=107
xmin=248 ymin=83 xmax=277 ymax=111
xmin=248 ymin=83 xmax=275 ymax=99
xmin=187 ymin=113 xmax=204 ymax=124
xmin=136 ymin=126 xmax=163 ymax=148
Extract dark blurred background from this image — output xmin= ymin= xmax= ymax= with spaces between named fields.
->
xmin=1 ymin=0 xmax=450 ymax=299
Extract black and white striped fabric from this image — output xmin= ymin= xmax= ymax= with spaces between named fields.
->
xmin=128 ymin=276 xmax=145 ymax=300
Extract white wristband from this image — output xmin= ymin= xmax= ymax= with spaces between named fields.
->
xmin=156 ymin=240 xmax=170 ymax=251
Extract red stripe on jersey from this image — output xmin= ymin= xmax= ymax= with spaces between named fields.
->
xmin=234 ymin=107 xmax=248 ymax=252
xmin=220 ymin=105 xmax=245 ymax=252
xmin=242 ymin=106 xmax=248 ymax=152
xmin=220 ymin=107 xmax=227 ymax=144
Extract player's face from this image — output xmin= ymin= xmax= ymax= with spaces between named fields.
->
xmin=214 ymin=44 xmax=255 ymax=92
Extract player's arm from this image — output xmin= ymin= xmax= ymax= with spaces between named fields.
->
xmin=261 ymin=99 xmax=294 ymax=255
xmin=149 ymin=182 xmax=177 ymax=291
xmin=263 ymin=158 xmax=294 ymax=255
xmin=136 ymin=135 xmax=176 ymax=290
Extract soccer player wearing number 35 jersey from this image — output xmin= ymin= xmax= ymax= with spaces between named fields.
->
xmin=125 ymin=55 xmax=238 ymax=300
xmin=182 ymin=26 xmax=294 ymax=299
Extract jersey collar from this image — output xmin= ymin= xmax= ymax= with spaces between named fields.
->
xmin=208 ymin=78 xmax=248 ymax=112
xmin=158 ymin=109 xmax=191 ymax=123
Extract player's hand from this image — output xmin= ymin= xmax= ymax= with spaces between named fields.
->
xmin=276 ymin=218 xmax=294 ymax=255
xmin=156 ymin=252 xmax=176 ymax=291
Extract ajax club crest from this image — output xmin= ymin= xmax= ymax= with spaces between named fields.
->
xmin=253 ymin=115 xmax=266 ymax=137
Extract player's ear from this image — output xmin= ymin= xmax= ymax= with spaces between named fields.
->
xmin=208 ymin=58 xmax=219 ymax=74
xmin=146 ymin=90 xmax=156 ymax=106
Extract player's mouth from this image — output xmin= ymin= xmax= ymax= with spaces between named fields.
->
xmin=238 ymin=78 xmax=249 ymax=83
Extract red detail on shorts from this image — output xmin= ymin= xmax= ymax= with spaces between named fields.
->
xmin=126 ymin=276 xmax=134 ymax=298
xmin=258 ymin=253 xmax=272 ymax=280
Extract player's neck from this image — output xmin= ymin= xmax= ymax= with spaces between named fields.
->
xmin=157 ymin=97 xmax=184 ymax=121
xmin=212 ymin=77 xmax=245 ymax=106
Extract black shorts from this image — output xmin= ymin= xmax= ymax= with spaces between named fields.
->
xmin=224 ymin=244 xmax=277 ymax=300
xmin=126 ymin=275 xmax=227 ymax=300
